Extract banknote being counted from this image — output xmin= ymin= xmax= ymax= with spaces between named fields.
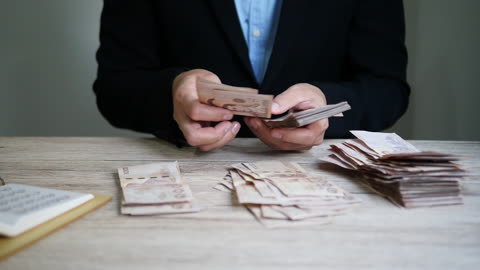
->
xmin=215 ymin=160 xmax=361 ymax=228
xmin=321 ymin=131 xmax=467 ymax=208
xmin=196 ymin=79 xmax=273 ymax=118
xmin=118 ymin=162 xmax=201 ymax=215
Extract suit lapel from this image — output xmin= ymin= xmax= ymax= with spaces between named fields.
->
xmin=261 ymin=0 xmax=311 ymax=90
xmin=207 ymin=0 xmax=255 ymax=82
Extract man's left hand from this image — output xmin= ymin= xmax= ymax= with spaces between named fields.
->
xmin=245 ymin=83 xmax=329 ymax=151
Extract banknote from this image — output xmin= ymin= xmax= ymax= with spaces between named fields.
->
xmin=349 ymin=130 xmax=420 ymax=156
xmin=269 ymin=205 xmax=348 ymax=221
xmin=216 ymin=161 xmax=361 ymax=228
xmin=246 ymin=205 xmax=333 ymax=229
xmin=121 ymin=199 xmax=201 ymax=215
xmin=240 ymin=161 xmax=348 ymax=197
xmin=196 ymin=79 xmax=273 ymax=118
xmin=322 ymin=131 xmax=466 ymax=208
xmin=118 ymin=162 xmax=200 ymax=215
xmin=118 ymin=162 xmax=183 ymax=188
xmin=122 ymin=183 xmax=193 ymax=204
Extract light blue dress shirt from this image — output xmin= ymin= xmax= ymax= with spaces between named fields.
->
xmin=234 ymin=0 xmax=283 ymax=83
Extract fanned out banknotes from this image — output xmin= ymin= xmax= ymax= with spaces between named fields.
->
xmin=214 ymin=161 xmax=361 ymax=228
xmin=118 ymin=162 xmax=201 ymax=215
xmin=322 ymin=131 xmax=467 ymax=208
xmin=197 ymin=79 xmax=351 ymax=127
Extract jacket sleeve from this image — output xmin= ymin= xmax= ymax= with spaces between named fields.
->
xmin=93 ymin=0 xmax=186 ymax=145
xmin=311 ymin=0 xmax=410 ymax=138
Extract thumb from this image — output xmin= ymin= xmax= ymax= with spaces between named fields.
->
xmin=195 ymin=69 xmax=222 ymax=84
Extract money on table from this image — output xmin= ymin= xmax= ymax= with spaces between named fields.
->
xmin=215 ymin=160 xmax=361 ymax=228
xmin=118 ymin=162 xmax=201 ymax=215
xmin=321 ymin=131 xmax=467 ymax=208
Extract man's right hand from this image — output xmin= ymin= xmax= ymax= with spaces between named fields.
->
xmin=172 ymin=69 xmax=240 ymax=151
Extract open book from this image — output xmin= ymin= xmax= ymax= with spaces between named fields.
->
xmin=0 ymin=184 xmax=94 ymax=237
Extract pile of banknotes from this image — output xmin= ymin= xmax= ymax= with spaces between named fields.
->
xmin=322 ymin=131 xmax=466 ymax=208
xmin=215 ymin=161 xmax=361 ymax=228
xmin=197 ymin=79 xmax=350 ymax=127
xmin=118 ymin=162 xmax=201 ymax=215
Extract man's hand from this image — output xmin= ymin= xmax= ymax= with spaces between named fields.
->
xmin=245 ymin=83 xmax=329 ymax=151
xmin=172 ymin=69 xmax=240 ymax=151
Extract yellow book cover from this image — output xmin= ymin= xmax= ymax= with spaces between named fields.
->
xmin=0 ymin=194 xmax=111 ymax=260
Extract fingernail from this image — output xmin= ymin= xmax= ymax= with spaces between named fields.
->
xmin=231 ymin=123 xmax=240 ymax=134
xmin=272 ymin=102 xmax=280 ymax=112
xmin=272 ymin=131 xmax=283 ymax=139
xmin=224 ymin=114 xmax=233 ymax=120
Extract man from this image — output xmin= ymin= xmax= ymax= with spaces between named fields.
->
xmin=94 ymin=0 xmax=409 ymax=151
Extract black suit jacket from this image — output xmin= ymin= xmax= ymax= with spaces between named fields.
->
xmin=94 ymin=0 xmax=409 ymax=144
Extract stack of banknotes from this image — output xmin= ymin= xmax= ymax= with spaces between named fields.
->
xmin=215 ymin=161 xmax=361 ymax=228
xmin=118 ymin=162 xmax=201 ymax=215
xmin=322 ymin=131 xmax=467 ymax=208
xmin=197 ymin=79 xmax=350 ymax=126
xmin=263 ymin=101 xmax=351 ymax=128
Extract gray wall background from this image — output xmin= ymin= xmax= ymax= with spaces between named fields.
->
xmin=1 ymin=0 xmax=479 ymax=140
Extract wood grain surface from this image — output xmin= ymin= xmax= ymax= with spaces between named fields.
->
xmin=0 ymin=137 xmax=479 ymax=270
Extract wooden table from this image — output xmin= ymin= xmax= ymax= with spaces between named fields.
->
xmin=0 ymin=137 xmax=479 ymax=270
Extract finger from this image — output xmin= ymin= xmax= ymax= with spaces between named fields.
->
xmin=245 ymin=117 xmax=309 ymax=150
xmin=271 ymin=84 xmax=326 ymax=115
xmin=271 ymin=88 xmax=312 ymax=115
xmin=244 ymin=117 xmax=273 ymax=141
xmin=313 ymin=131 xmax=326 ymax=145
xmin=183 ymin=120 xmax=232 ymax=146
xmin=198 ymin=122 xmax=241 ymax=151
xmin=270 ymin=128 xmax=317 ymax=145
xmin=302 ymin=118 xmax=328 ymax=145
xmin=184 ymin=101 xmax=233 ymax=122
xmin=310 ymin=119 xmax=329 ymax=145
xmin=194 ymin=69 xmax=222 ymax=84
xmin=174 ymin=109 xmax=196 ymax=133
xmin=271 ymin=119 xmax=329 ymax=145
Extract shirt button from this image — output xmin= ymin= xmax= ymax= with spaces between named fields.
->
xmin=253 ymin=29 xmax=261 ymax=37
